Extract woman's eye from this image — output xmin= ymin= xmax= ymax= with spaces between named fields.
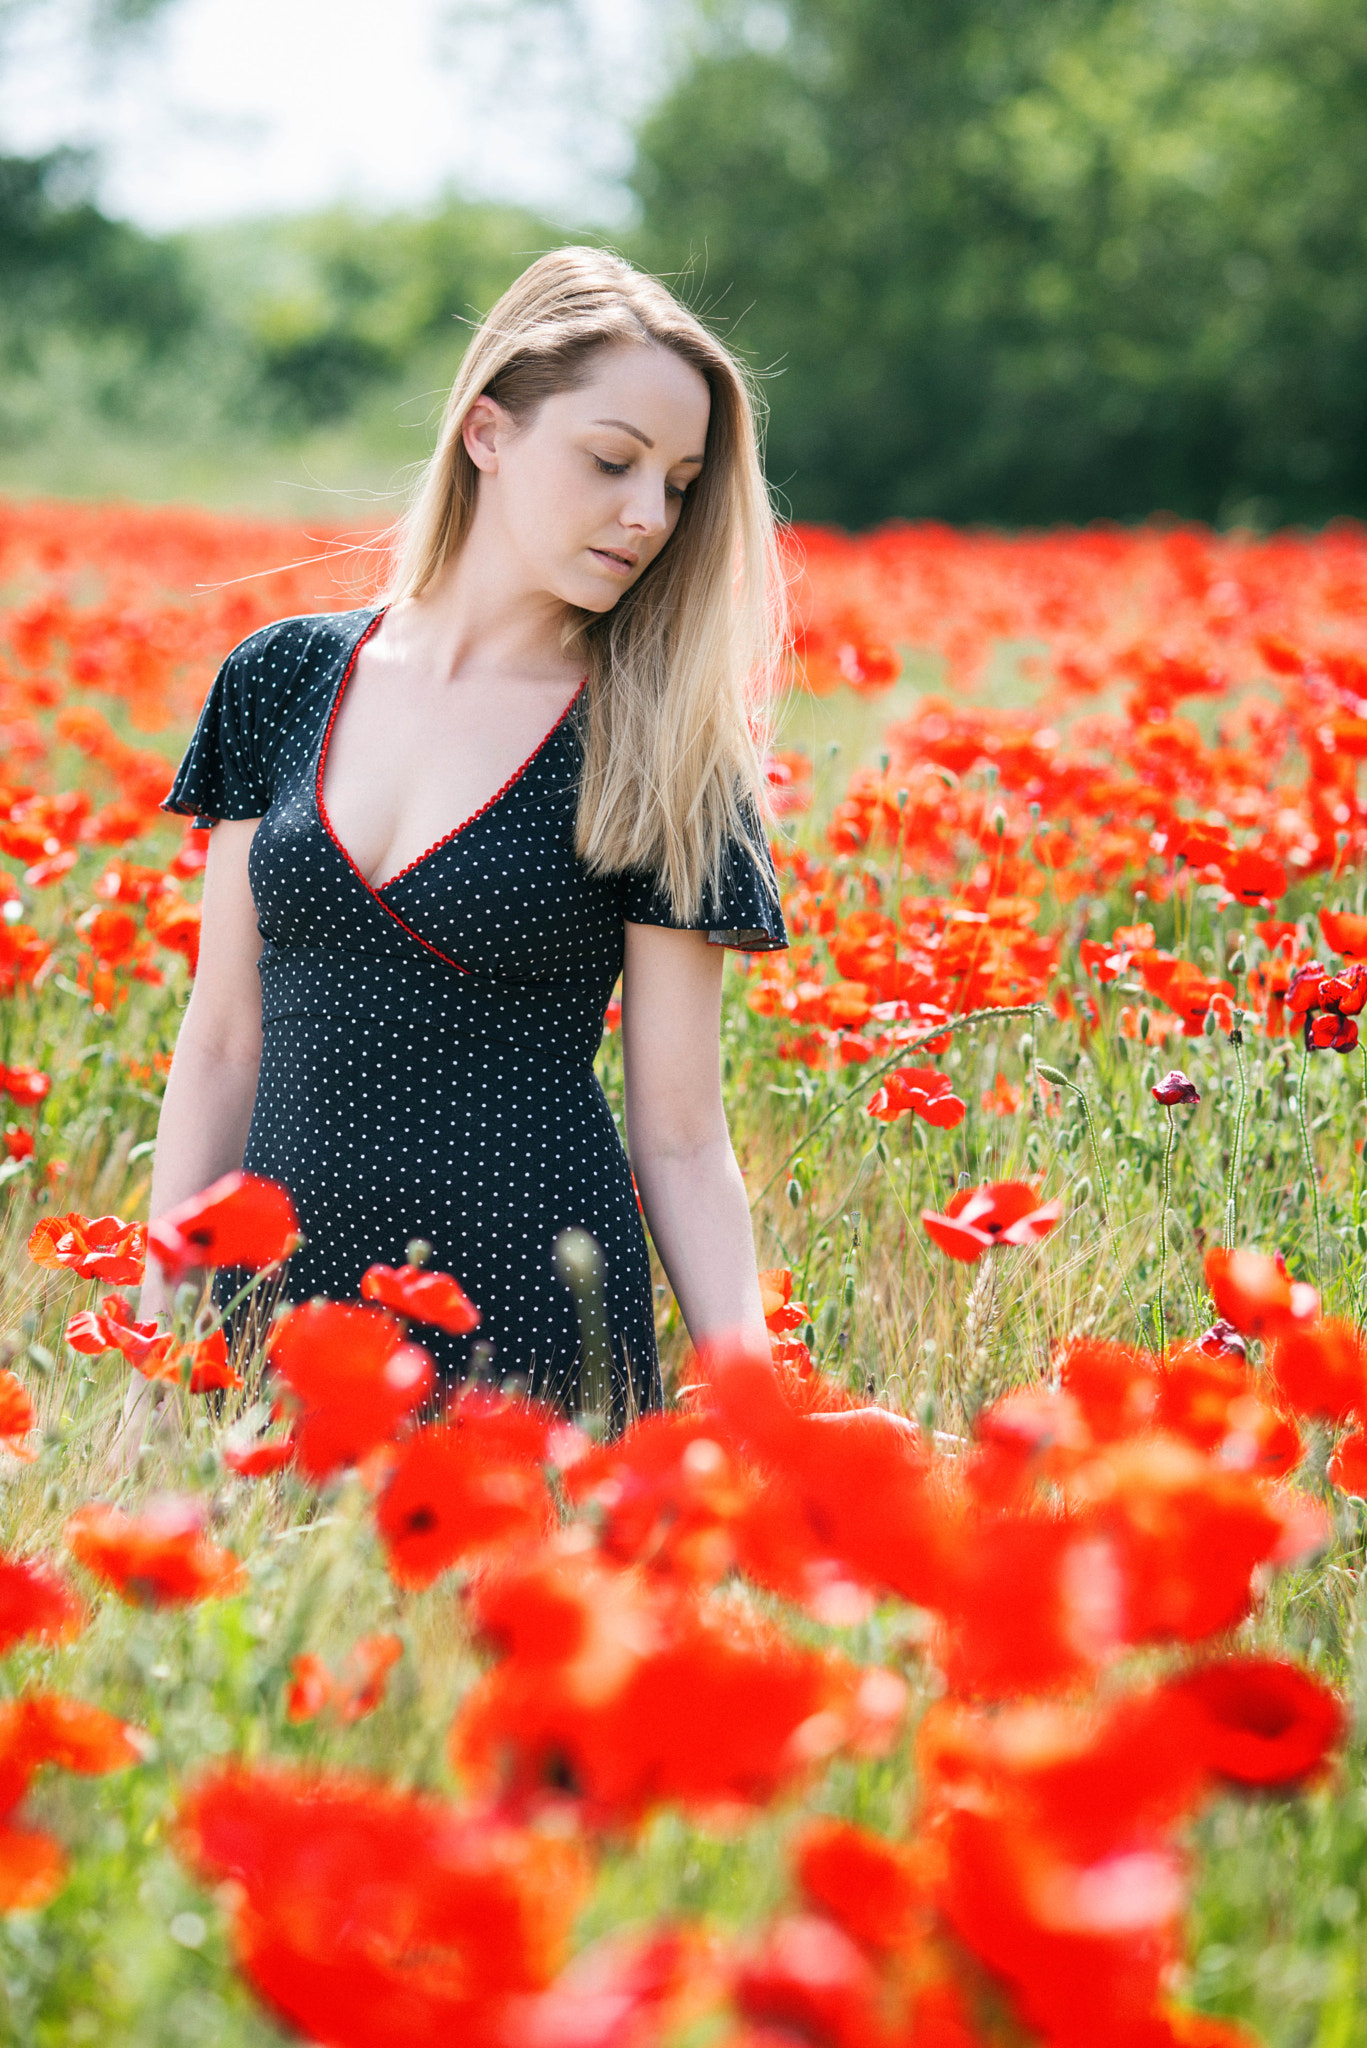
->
xmin=593 ymin=456 xmax=630 ymax=476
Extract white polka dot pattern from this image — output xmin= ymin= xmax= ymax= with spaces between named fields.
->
xmin=163 ymin=607 xmax=787 ymax=1412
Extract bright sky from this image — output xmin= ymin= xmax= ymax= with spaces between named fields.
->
xmin=0 ymin=0 xmax=663 ymax=230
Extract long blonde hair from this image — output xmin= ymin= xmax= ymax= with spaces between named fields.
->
xmin=385 ymin=246 xmax=784 ymax=922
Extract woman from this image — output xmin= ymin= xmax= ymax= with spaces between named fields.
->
xmin=134 ymin=245 xmax=787 ymax=1425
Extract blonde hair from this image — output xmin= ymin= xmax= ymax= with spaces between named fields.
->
xmin=385 ymin=246 xmax=783 ymax=922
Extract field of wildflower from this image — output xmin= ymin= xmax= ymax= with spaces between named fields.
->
xmin=2 ymin=496 xmax=1367 ymax=2044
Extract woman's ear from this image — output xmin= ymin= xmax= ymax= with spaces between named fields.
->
xmin=462 ymin=394 xmax=509 ymax=474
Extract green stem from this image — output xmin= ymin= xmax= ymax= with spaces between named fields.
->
xmin=1157 ymin=1107 xmax=1176 ymax=1351
xmin=1035 ymin=1061 xmax=1145 ymax=1341
xmin=750 ymin=1002 xmax=1049 ymax=1211
xmin=1296 ymin=1041 xmax=1324 ymax=1280
xmin=1224 ymin=1015 xmax=1248 ymax=1248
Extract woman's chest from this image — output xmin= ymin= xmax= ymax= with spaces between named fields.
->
xmin=248 ymin=719 xmax=627 ymax=986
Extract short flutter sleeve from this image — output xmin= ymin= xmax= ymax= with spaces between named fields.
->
xmin=162 ymin=640 xmax=272 ymax=830
xmin=622 ymin=817 xmax=788 ymax=953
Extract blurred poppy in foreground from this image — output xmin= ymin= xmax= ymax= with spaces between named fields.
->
xmin=922 ymin=1183 xmax=1064 ymax=1263
xmin=375 ymin=1397 xmax=557 ymax=1589
xmin=360 ymin=1261 xmax=480 ymax=1334
xmin=1204 ymin=1249 xmax=1319 ymax=1340
xmin=149 ymin=1171 xmax=300 ymax=1280
xmin=175 ymin=1766 xmax=589 ymax=2046
xmin=1168 ymin=1657 xmax=1344 ymax=1790
xmin=0 ymin=1371 xmax=36 ymax=1460
xmin=64 ymin=1496 xmax=245 ymax=1606
xmin=0 ymin=1556 xmax=87 ymax=1655
xmin=267 ymin=1301 xmax=434 ymax=1480
xmin=0 ymin=1692 xmax=143 ymax=1909
xmin=27 ymin=1211 xmax=146 ymax=1284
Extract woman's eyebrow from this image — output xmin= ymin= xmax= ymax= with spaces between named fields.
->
xmin=593 ymin=418 xmax=706 ymax=464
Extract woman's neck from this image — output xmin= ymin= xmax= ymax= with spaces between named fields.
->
xmin=394 ymin=512 xmax=581 ymax=688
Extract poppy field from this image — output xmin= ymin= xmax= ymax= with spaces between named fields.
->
xmin=3 ymin=498 xmax=1367 ymax=2043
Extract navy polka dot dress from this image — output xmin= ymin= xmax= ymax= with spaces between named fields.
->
xmin=163 ymin=607 xmax=787 ymax=1414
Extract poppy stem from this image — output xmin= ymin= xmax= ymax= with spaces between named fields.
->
xmin=1224 ymin=1014 xmax=1248 ymax=1248
xmin=1156 ymin=1107 xmax=1176 ymax=1351
xmin=1035 ymin=1062 xmax=1145 ymax=1341
xmin=752 ymin=1002 xmax=1050 ymax=1210
xmin=1296 ymin=1043 xmax=1324 ymax=1280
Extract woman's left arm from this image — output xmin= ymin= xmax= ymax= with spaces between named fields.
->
xmin=621 ymin=921 xmax=770 ymax=1351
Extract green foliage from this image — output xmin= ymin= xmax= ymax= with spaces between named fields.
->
xmin=632 ymin=0 xmax=1367 ymax=526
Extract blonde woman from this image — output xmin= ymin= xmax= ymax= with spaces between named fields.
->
xmin=143 ymin=246 xmax=787 ymax=1418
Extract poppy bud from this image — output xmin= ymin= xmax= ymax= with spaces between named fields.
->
xmin=1197 ymin=1318 xmax=1248 ymax=1360
xmin=1152 ymin=1069 xmax=1201 ymax=1105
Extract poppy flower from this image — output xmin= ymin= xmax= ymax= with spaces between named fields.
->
xmin=794 ymin=1818 xmax=926 ymax=1957
xmin=0 ymin=1065 xmax=50 ymax=1105
xmin=1168 ymin=1657 xmax=1345 ymax=1790
xmin=452 ymin=1551 xmax=906 ymax=1822
xmin=360 ymin=1262 xmax=480 ymax=1334
xmin=1330 ymin=1427 xmax=1367 ymax=1496
xmin=175 ymin=1765 xmax=590 ymax=2041
xmin=1267 ymin=1318 xmax=1367 ymax=1425
xmin=0 ymin=1371 xmax=36 ymax=1461
xmin=286 ymin=1635 xmax=403 ymax=1724
xmin=866 ymin=1066 xmax=966 ymax=1128
xmin=733 ymin=1914 xmax=885 ymax=2048
xmin=3 ymin=1127 xmax=34 ymax=1162
xmin=1151 ymin=1069 xmax=1200 ymax=1105
xmin=267 ymin=1301 xmax=435 ymax=1479
xmin=27 ymin=1210 xmax=146 ymax=1284
xmin=1204 ymin=1248 xmax=1319 ymax=1340
xmin=1285 ymin=962 xmax=1325 ymax=1016
xmin=0 ymin=1556 xmax=87 ymax=1655
xmin=65 ymin=1293 xmax=162 ymax=1366
xmin=1319 ymin=907 xmax=1367 ymax=958
xmin=1306 ymin=1011 xmax=1356 ymax=1053
xmin=1320 ymin=963 xmax=1367 ymax=1016
xmin=64 ymin=1495 xmax=246 ymax=1606
xmin=375 ymin=1405 xmax=556 ymax=1589
xmin=0 ymin=1692 xmax=143 ymax=1909
xmin=223 ymin=1432 xmax=297 ymax=1479
xmin=149 ymin=1171 xmax=300 ymax=1279
xmin=759 ymin=1268 xmax=808 ymax=1333
xmin=921 ymin=1183 xmax=1064 ymax=1263
xmin=564 ymin=1411 xmax=759 ymax=1586
xmin=1218 ymin=848 xmax=1287 ymax=907
xmin=1196 ymin=1319 xmax=1247 ymax=1360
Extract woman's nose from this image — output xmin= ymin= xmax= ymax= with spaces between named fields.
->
xmin=620 ymin=476 xmax=670 ymax=537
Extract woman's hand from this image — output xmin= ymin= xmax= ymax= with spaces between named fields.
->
xmin=620 ymin=921 xmax=769 ymax=1352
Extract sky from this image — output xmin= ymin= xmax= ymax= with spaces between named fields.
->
xmin=0 ymin=0 xmax=665 ymax=230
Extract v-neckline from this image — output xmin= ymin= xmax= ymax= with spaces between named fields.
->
xmin=315 ymin=606 xmax=587 ymax=899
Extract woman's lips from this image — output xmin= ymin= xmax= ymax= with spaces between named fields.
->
xmin=589 ymin=548 xmax=637 ymax=575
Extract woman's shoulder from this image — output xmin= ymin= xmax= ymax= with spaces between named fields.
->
xmin=217 ymin=606 xmax=379 ymax=700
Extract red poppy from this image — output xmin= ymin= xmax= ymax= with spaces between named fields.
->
xmin=922 ymin=1183 xmax=1064 ymax=1263
xmin=759 ymin=1267 xmax=808 ymax=1333
xmin=452 ymin=1551 xmax=905 ymax=1822
xmin=867 ymin=1066 xmax=966 ymax=1128
xmin=360 ymin=1262 xmax=480 ymax=1334
xmin=177 ymin=1327 xmax=245 ymax=1395
xmin=1204 ymin=1248 xmax=1319 ymax=1339
xmin=794 ymin=1818 xmax=926 ymax=1957
xmin=1151 ymin=1069 xmax=1200 ymax=1105
xmin=287 ymin=1635 xmax=403 ymax=1724
xmin=1055 ymin=1338 xmax=1157 ymax=1441
xmin=3 ymin=1127 xmax=34 ymax=1162
xmin=0 ymin=1557 xmax=87 ymax=1655
xmin=1168 ymin=1657 xmax=1345 ymax=1790
xmin=0 ymin=1692 xmax=142 ymax=1909
xmin=267 ymin=1301 xmax=435 ymax=1479
xmin=1156 ymin=1347 xmax=1302 ymax=1478
xmin=0 ymin=1371 xmax=36 ymax=1461
xmin=375 ymin=1402 xmax=556 ymax=1589
xmin=64 ymin=1495 xmax=246 ymax=1605
xmin=175 ymin=1765 xmax=589 ymax=2042
xmin=1329 ymin=1427 xmax=1367 ymax=1496
xmin=149 ymin=1171 xmax=300 ymax=1279
xmin=65 ymin=1292 xmax=162 ymax=1366
xmin=1267 ymin=1318 xmax=1367 ymax=1424
xmin=27 ymin=1211 xmax=146 ymax=1284
xmin=0 ymin=1065 xmax=50 ymax=1105
xmin=223 ymin=1433 xmax=297 ymax=1479
xmin=1218 ymin=848 xmax=1286 ymax=907
xmin=564 ymin=1410 xmax=759 ymax=1586
xmin=733 ymin=1914 xmax=885 ymax=2048
xmin=1320 ymin=907 xmax=1367 ymax=958
xmin=1320 ymin=962 xmax=1367 ymax=1016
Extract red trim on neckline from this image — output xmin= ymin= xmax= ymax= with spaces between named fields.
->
xmin=314 ymin=607 xmax=586 ymax=979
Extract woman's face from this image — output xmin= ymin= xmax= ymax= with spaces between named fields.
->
xmin=463 ymin=343 xmax=712 ymax=614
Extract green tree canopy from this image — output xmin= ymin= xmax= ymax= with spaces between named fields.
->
xmin=632 ymin=0 xmax=1367 ymax=526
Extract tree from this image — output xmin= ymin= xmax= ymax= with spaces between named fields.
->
xmin=631 ymin=0 xmax=1367 ymax=526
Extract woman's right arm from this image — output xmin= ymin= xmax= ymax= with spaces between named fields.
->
xmin=135 ymin=817 xmax=265 ymax=1326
